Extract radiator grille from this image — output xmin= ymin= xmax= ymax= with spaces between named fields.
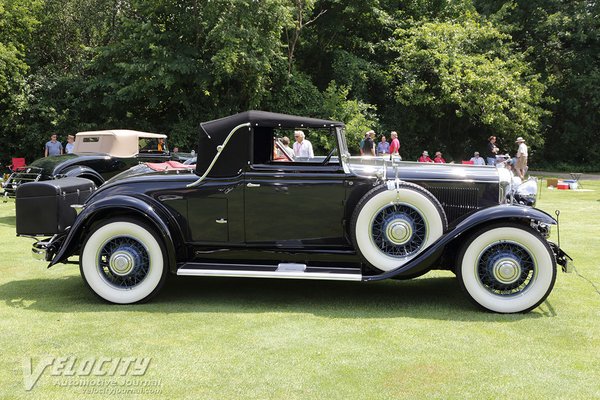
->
xmin=427 ymin=186 xmax=480 ymax=223
xmin=2 ymin=167 xmax=43 ymax=198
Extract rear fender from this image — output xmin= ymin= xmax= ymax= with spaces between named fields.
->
xmin=62 ymin=166 xmax=105 ymax=185
xmin=49 ymin=195 xmax=179 ymax=271
xmin=364 ymin=205 xmax=557 ymax=281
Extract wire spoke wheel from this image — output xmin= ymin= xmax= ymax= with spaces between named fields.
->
xmin=80 ymin=219 xmax=167 ymax=304
xmin=457 ymin=223 xmax=556 ymax=313
xmin=476 ymin=241 xmax=535 ymax=296
xmin=97 ymin=236 xmax=151 ymax=289
xmin=351 ymin=183 xmax=446 ymax=272
xmin=371 ymin=204 xmax=427 ymax=257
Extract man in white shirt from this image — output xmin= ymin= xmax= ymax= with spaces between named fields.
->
xmin=470 ymin=151 xmax=485 ymax=165
xmin=293 ymin=130 xmax=314 ymax=159
xmin=515 ymin=137 xmax=528 ymax=179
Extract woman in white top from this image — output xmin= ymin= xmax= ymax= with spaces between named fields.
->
xmin=65 ymin=135 xmax=75 ymax=154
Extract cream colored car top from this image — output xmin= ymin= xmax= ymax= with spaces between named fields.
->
xmin=72 ymin=130 xmax=167 ymax=157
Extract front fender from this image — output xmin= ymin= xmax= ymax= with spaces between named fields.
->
xmin=49 ymin=195 xmax=178 ymax=269
xmin=363 ymin=205 xmax=557 ymax=281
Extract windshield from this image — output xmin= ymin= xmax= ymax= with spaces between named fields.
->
xmin=337 ymin=127 xmax=350 ymax=158
xmin=267 ymin=127 xmax=339 ymax=164
xmin=139 ymin=137 xmax=168 ymax=154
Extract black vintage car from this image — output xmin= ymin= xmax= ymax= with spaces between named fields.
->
xmin=16 ymin=111 xmax=572 ymax=313
xmin=2 ymin=130 xmax=190 ymax=199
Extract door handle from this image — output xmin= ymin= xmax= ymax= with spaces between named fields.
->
xmin=246 ymin=183 xmax=261 ymax=188
xmin=158 ymin=194 xmax=183 ymax=201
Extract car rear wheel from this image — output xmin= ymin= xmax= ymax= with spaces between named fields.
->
xmin=351 ymin=182 xmax=447 ymax=272
xmin=457 ymin=223 xmax=556 ymax=313
xmin=80 ymin=219 xmax=167 ymax=304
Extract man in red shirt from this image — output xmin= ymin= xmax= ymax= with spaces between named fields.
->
xmin=433 ymin=151 xmax=446 ymax=163
xmin=418 ymin=150 xmax=434 ymax=163
xmin=389 ymin=131 xmax=400 ymax=158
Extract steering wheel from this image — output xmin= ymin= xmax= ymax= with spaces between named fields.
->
xmin=321 ymin=147 xmax=337 ymax=165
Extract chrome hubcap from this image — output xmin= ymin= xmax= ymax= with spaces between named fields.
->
xmin=492 ymin=258 xmax=521 ymax=284
xmin=385 ymin=219 xmax=413 ymax=245
xmin=98 ymin=236 xmax=150 ymax=289
xmin=109 ymin=251 xmax=136 ymax=276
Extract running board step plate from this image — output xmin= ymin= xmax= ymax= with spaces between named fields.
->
xmin=176 ymin=262 xmax=362 ymax=281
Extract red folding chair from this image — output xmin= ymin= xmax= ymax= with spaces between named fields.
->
xmin=8 ymin=157 xmax=26 ymax=171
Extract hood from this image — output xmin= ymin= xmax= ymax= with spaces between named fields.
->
xmin=347 ymin=157 xmax=499 ymax=183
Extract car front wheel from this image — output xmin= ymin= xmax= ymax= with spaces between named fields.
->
xmin=457 ymin=223 xmax=556 ymax=313
xmin=80 ymin=219 xmax=167 ymax=304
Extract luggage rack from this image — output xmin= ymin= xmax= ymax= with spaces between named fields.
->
xmin=2 ymin=166 xmax=43 ymax=200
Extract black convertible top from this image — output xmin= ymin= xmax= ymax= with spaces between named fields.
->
xmin=196 ymin=111 xmax=344 ymax=177
xmin=200 ymin=110 xmax=343 ymax=140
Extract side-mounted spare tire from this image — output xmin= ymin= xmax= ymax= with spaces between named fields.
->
xmin=351 ymin=182 xmax=448 ymax=272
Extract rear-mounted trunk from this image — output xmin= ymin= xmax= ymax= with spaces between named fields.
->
xmin=16 ymin=177 xmax=96 ymax=236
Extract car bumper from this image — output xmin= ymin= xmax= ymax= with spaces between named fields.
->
xmin=2 ymin=191 xmax=15 ymax=203
xmin=549 ymin=242 xmax=574 ymax=273
xmin=30 ymin=234 xmax=64 ymax=263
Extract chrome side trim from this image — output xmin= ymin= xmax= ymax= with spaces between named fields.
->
xmin=276 ymin=263 xmax=306 ymax=272
xmin=176 ymin=268 xmax=362 ymax=281
xmin=187 ymin=122 xmax=251 ymax=188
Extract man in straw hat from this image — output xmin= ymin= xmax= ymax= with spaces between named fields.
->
xmin=515 ymin=137 xmax=528 ymax=179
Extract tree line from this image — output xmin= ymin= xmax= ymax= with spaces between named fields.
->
xmin=1 ymin=0 xmax=598 ymax=169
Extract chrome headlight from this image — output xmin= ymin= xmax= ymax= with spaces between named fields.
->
xmin=497 ymin=167 xmax=512 ymax=203
xmin=498 ymin=167 xmax=512 ymax=187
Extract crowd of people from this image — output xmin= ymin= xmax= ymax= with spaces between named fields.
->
xmin=357 ymin=130 xmax=529 ymax=178
xmin=359 ymin=130 xmax=400 ymax=158
xmin=45 ymin=129 xmax=529 ymax=180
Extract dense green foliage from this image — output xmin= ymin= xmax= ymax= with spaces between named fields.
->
xmin=0 ymin=0 xmax=598 ymax=167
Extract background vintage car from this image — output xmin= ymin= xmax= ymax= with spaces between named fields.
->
xmin=2 ymin=129 xmax=191 ymax=199
xmin=16 ymin=111 xmax=571 ymax=313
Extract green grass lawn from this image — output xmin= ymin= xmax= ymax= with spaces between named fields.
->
xmin=1 ymin=182 xmax=599 ymax=399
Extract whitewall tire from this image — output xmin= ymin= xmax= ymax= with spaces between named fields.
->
xmin=80 ymin=219 xmax=167 ymax=304
xmin=351 ymin=183 xmax=447 ymax=272
xmin=457 ymin=223 xmax=556 ymax=313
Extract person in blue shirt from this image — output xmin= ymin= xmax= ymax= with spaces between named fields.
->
xmin=376 ymin=135 xmax=390 ymax=155
xmin=45 ymin=134 xmax=63 ymax=157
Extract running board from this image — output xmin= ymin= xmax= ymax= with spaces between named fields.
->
xmin=176 ymin=262 xmax=362 ymax=281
